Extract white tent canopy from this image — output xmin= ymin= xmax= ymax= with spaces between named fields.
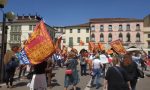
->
xmin=126 ymin=48 xmax=142 ymax=51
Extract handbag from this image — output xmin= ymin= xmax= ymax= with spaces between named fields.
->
xmin=137 ymin=68 xmax=144 ymax=78
xmin=65 ymin=69 xmax=72 ymax=75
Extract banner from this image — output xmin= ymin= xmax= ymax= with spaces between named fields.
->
xmin=24 ymin=21 xmax=55 ymax=64
xmin=16 ymin=49 xmax=30 ymax=64
xmin=110 ymin=39 xmax=126 ymax=55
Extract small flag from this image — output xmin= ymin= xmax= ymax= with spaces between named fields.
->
xmin=79 ymin=40 xmax=84 ymax=46
xmin=16 ymin=49 xmax=30 ymax=64
xmin=110 ymin=39 xmax=126 ymax=55
xmin=88 ymin=42 xmax=95 ymax=51
xmin=97 ymin=42 xmax=105 ymax=51
xmin=55 ymin=35 xmax=62 ymax=52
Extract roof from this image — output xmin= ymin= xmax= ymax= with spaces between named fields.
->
xmin=12 ymin=15 xmax=42 ymax=23
xmin=90 ymin=18 xmax=143 ymax=23
xmin=65 ymin=23 xmax=90 ymax=28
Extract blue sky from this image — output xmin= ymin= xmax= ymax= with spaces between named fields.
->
xmin=1 ymin=0 xmax=150 ymax=26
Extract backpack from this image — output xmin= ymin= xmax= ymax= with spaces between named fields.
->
xmin=6 ymin=58 xmax=18 ymax=71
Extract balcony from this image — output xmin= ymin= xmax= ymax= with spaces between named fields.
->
xmin=108 ymin=30 xmax=113 ymax=32
xmin=136 ymin=29 xmax=141 ymax=31
xmin=118 ymin=29 xmax=123 ymax=31
xmin=126 ymin=29 xmax=131 ymax=31
xmin=135 ymin=40 xmax=141 ymax=42
xmin=9 ymin=40 xmax=21 ymax=44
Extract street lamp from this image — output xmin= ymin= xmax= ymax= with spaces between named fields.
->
xmin=0 ymin=0 xmax=16 ymax=82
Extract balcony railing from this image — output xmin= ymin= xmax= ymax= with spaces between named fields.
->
xmin=136 ymin=29 xmax=141 ymax=31
xmin=9 ymin=40 xmax=21 ymax=44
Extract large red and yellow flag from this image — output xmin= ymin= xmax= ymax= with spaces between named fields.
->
xmin=24 ymin=21 xmax=55 ymax=64
xmin=110 ymin=39 xmax=126 ymax=55
xmin=88 ymin=42 xmax=95 ymax=51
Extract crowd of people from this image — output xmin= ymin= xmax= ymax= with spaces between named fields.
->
xmin=2 ymin=46 xmax=150 ymax=90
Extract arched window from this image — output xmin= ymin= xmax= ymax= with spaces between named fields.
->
xmin=126 ymin=24 xmax=130 ymax=30
xmin=100 ymin=33 xmax=104 ymax=42
xmin=126 ymin=33 xmax=130 ymax=42
xmin=91 ymin=33 xmax=95 ymax=41
xmin=119 ymin=33 xmax=123 ymax=41
xmin=136 ymin=24 xmax=140 ymax=30
xmin=91 ymin=25 xmax=95 ymax=31
xmin=136 ymin=33 xmax=140 ymax=42
xmin=108 ymin=33 xmax=112 ymax=42
xmin=108 ymin=25 xmax=112 ymax=31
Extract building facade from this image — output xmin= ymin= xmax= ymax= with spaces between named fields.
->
xmin=143 ymin=15 xmax=150 ymax=54
xmin=62 ymin=23 xmax=90 ymax=52
xmin=0 ymin=15 xmax=55 ymax=51
xmin=90 ymin=18 xmax=144 ymax=49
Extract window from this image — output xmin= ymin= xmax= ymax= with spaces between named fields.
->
xmin=100 ymin=33 xmax=104 ymax=42
xmin=69 ymin=37 xmax=73 ymax=47
xmin=29 ymin=25 xmax=32 ymax=30
xmin=91 ymin=34 xmax=95 ymax=41
xmin=108 ymin=33 xmax=112 ymax=42
xmin=11 ymin=25 xmax=21 ymax=32
xmin=136 ymin=24 xmax=140 ymax=30
xmin=33 ymin=25 xmax=36 ymax=30
xmin=78 ymin=29 xmax=80 ymax=33
xmin=77 ymin=37 xmax=80 ymax=43
xmin=148 ymin=41 xmax=150 ymax=48
xmin=63 ymin=39 xmax=66 ymax=43
xmin=91 ymin=25 xmax=95 ymax=31
xmin=86 ymin=28 xmax=89 ymax=33
xmin=136 ymin=33 xmax=140 ymax=42
xmin=108 ymin=25 xmax=112 ymax=31
xmin=86 ymin=37 xmax=89 ymax=43
xmin=70 ymin=29 xmax=72 ymax=33
xmin=100 ymin=25 xmax=104 ymax=31
xmin=126 ymin=24 xmax=130 ymax=30
xmin=119 ymin=25 xmax=123 ymax=30
xmin=148 ymin=34 xmax=150 ymax=38
xmin=119 ymin=33 xmax=123 ymax=41
xmin=126 ymin=33 xmax=130 ymax=42
xmin=10 ymin=34 xmax=21 ymax=41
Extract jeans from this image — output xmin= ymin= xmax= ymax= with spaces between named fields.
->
xmin=80 ymin=64 xmax=87 ymax=75
xmin=130 ymin=79 xmax=137 ymax=90
xmin=5 ymin=69 xmax=15 ymax=86
xmin=91 ymin=68 xmax=102 ymax=87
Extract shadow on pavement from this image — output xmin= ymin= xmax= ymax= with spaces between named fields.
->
xmin=49 ymin=79 xmax=61 ymax=88
xmin=14 ymin=82 xmax=28 ymax=87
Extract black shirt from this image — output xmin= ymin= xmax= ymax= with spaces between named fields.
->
xmin=105 ymin=66 xmax=129 ymax=89
xmin=33 ymin=61 xmax=47 ymax=74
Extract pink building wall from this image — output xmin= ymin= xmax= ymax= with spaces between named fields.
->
xmin=90 ymin=22 xmax=144 ymax=48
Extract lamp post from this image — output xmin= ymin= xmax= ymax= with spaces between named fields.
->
xmin=0 ymin=0 xmax=15 ymax=82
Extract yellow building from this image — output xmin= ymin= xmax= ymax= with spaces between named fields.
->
xmin=62 ymin=23 xmax=90 ymax=52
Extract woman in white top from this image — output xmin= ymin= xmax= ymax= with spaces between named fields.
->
xmin=90 ymin=54 xmax=103 ymax=89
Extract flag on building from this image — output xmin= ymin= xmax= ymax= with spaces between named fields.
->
xmin=24 ymin=21 xmax=55 ymax=64
xmin=110 ymin=39 xmax=126 ymax=55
